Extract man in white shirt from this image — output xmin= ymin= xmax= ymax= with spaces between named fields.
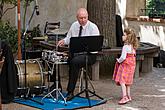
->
xmin=57 ymin=8 xmax=100 ymax=101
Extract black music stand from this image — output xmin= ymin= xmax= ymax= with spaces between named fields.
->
xmin=69 ymin=35 xmax=104 ymax=106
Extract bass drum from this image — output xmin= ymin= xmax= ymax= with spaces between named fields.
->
xmin=16 ymin=59 xmax=44 ymax=88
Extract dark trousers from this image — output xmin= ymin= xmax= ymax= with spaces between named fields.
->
xmin=67 ymin=54 xmax=96 ymax=93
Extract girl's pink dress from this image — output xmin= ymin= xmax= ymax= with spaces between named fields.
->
xmin=113 ymin=53 xmax=136 ymax=86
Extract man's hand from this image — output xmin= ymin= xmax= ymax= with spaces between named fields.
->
xmin=57 ymin=39 xmax=65 ymax=47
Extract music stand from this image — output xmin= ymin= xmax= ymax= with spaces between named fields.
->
xmin=69 ymin=35 xmax=104 ymax=106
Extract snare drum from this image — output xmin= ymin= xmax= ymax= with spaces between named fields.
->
xmin=42 ymin=50 xmax=68 ymax=62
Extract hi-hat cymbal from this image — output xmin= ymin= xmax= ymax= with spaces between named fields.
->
xmin=50 ymin=29 xmax=68 ymax=35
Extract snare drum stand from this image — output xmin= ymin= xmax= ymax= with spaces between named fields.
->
xmin=41 ymin=59 xmax=67 ymax=105
xmin=41 ymin=34 xmax=67 ymax=105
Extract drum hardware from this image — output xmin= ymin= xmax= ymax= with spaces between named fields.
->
xmin=41 ymin=53 xmax=67 ymax=105
xmin=16 ymin=87 xmax=29 ymax=98
xmin=29 ymin=86 xmax=47 ymax=97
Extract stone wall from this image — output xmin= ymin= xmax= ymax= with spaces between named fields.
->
xmin=2 ymin=0 xmax=87 ymax=35
xmin=126 ymin=0 xmax=145 ymax=17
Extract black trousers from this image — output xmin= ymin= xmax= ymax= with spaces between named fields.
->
xmin=67 ymin=54 xmax=96 ymax=93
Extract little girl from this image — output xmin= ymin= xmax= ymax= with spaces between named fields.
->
xmin=113 ymin=28 xmax=139 ymax=104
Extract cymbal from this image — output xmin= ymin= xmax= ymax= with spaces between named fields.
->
xmin=50 ymin=29 xmax=68 ymax=35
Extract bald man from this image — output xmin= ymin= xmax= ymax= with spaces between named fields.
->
xmin=58 ymin=8 xmax=100 ymax=101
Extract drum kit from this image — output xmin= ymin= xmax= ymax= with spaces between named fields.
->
xmin=14 ymin=3 xmax=69 ymax=104
xmin=16 ymin=50 xmax=68 ymax=104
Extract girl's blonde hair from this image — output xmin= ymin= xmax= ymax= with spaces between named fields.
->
xmin=124 ymin=28 xmax=139 ymax=49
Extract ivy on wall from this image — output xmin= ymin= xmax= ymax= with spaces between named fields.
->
xmin=0 ymin=21 xmax=18 ymax=53
xmin=146 ymin=0 xmax=165 ymax=17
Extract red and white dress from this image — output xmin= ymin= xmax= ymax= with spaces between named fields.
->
xmin=113 ymin=44 xmax=136 ymax=86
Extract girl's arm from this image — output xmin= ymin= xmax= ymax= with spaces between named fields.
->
xmin=117 ymin=45 xmax=128 ymax=63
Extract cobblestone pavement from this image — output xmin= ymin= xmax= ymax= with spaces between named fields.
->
xmin=2 ymin=67 xmax=165 ymax=110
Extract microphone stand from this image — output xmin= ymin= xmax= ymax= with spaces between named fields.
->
xmin=22 ymin=5 xmax=43 ymax=105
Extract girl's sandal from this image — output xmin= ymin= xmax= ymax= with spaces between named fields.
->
xmin=118 ymin=96 xmax=129 ymax=105
xmin=127 ymin=96 xmax=132 ymax=102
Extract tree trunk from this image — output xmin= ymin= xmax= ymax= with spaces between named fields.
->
xmin=87 ymin=0 xmax=116 ymax=76
xmin=87 ymin=0 xmax=116 ymax=48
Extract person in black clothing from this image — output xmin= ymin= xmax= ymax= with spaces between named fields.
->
xmin=0 ymin=40 xmax=17 ymax=104
xmin=116 ymin=14 xmax=124 ymax=47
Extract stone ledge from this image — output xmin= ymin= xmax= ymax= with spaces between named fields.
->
xmin=126 ymin=16 xmax=165 ymax=23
